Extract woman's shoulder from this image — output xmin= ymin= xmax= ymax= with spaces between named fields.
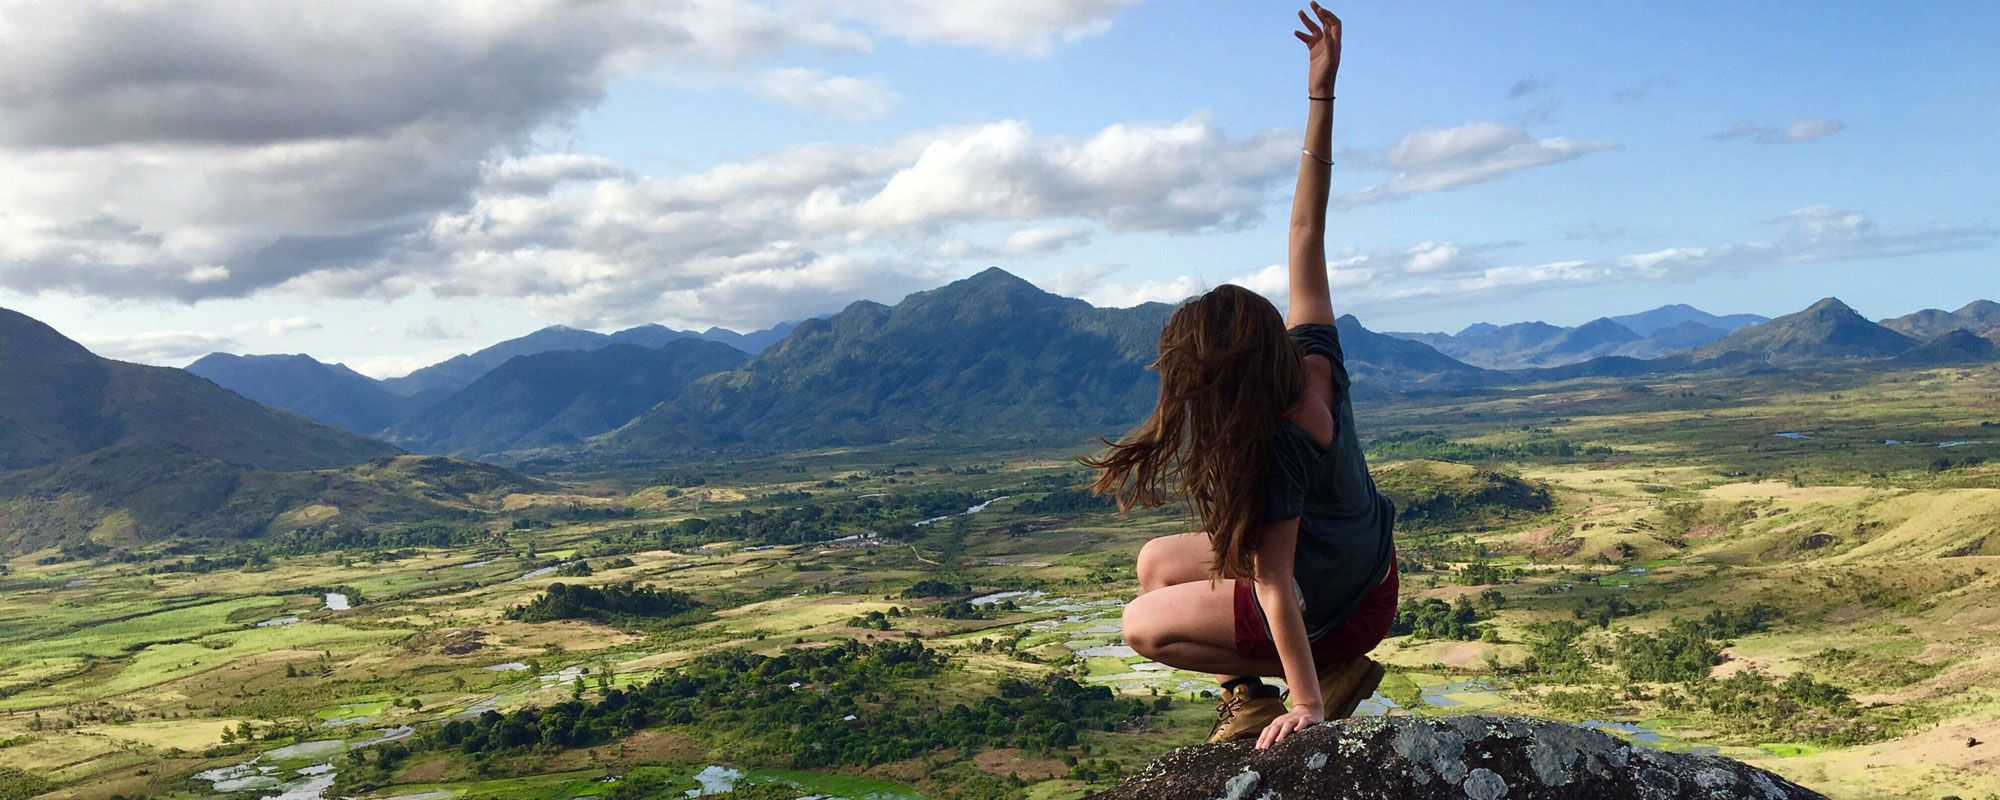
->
xmin=1279 ymin=398 xmax=1334 ymax=452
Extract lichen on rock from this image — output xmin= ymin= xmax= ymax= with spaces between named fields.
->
xmin=1085 ymin=714 xmax=1825 ymax=800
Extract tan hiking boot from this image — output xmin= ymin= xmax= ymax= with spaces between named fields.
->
xmin=1206 ymin=681 xmax=1286 ymax=744
xmin=1316 ymin=656 xmax=1385 ymax=720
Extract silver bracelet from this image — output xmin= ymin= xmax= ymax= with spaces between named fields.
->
xmin=1302 ymin=148 xmax=1334 ymax=166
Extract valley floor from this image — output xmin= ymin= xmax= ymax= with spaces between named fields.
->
xmin=3 ymin=364 xmax=1998 ymax=800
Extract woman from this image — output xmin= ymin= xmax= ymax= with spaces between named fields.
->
xmin=1083 ymin=4 xmax=1397 ymax=750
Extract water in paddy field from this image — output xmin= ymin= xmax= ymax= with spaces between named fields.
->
xmin=195 ymin=726 xmax=421 ymax=800
xmin=677 ymin=764 xmax=929 ymax=799
xmin=913 ymin=495 xmax=1009 ymax=526
xmin=321 ymin=592 xmax=350 ymax=611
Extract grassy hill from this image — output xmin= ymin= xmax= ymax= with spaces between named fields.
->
xmin=0 ymin=450 xmax=552 ymax=552
xmin=1695 ymin=298 xmax=1917 ymax=363
xmin=186 ymin=352 xmax=415 ymax=435
xmin=0 ymin=307 xmax=398 ymax=472
xmin=1370 ymin=459 xmax=1553 ymax=532
xmin=388 ymin=340 xmax=748 ymax=456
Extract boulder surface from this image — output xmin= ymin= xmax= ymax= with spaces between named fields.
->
xmin=1086 ymin=714 xmax=1824 ymax=800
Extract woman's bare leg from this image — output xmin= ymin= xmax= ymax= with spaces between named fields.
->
xmin=1124 ymin=576 xmax=1285 ymax=679
xmin=1135 ymin=531 xmax=1214 ymax=593
xmin=1132 ymin=532 xmax=1264 ymax=685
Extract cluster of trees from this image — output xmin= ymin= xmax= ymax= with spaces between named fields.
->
xmin=901 ymin=579 xmax=965 ymax=598
xmin=1612 ymin=605 xmax=1776 ymax=683
xmin=504 ymin=582 xmax=700 ymax=624
xmin=927 ymin=598 xmax=1012 ymax=620
xmin=1015 ymin=488 xmax=1113 ymax=515
xmin=1390 ymin=596 xmax=1488 ymax=641
xmin=134 ymin=524 xmax=501 ymax=573
xmin=1369 ymin=430 xmax=1614 ymax=462
xmin=430 ymin=640 xmax=1156 ymax=770
xmin=1573 ymin=595 xmax=1658 ymax=628
xmin=1513 ymin=603 xmax=1874 ymax=743
xmin=657 ymin=490 xmax=980 ymax=549
xmin=1661 ymin=670 xmax=1867 ymax=744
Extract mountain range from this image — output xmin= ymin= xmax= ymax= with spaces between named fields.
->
xmin=1386 ymin=305 xmax=1769 ymax=370
xmin=187 ymin=320 xmax=800 ymax=448
xmin=37 ymin=273 xmax=2000 ymax=467
xmin=1 ymin=308 xmax=395 ymax=473
xmin=3 ymin=272 xmax=1996 ymax=548
xmin=0 ymin=308 xmax=525 ymax=549
xmin=385 ymin=340 xmax=748 ymax=456
xmin=373 ymin=320 xmax=797 ymax=404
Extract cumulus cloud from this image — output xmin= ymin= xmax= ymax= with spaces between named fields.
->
xmin=80 ymin=330 xmax=236 ymax=364
xmin=0 ymin=0 xmax=1143 ymax=320
xmin=389 ymin=115 xmax=1290 ymax=328
xmin=821 ymin=0 xmax=1140 ymax=55
xmin=935 ymin=226 xmax=1092 ymax=260
xmin=1712 ymin=118 xmax=1845 ymax=144
xmin=1338 ymin=122 xmax=1616 ymax=207
xmin=1339 ymin=207 xmax=1989 ymax=305
xmin=250 ymin=317 xmax=322 ymax=337
xmin=1058 ymin=207 xmax=1992 ymax=312
xmin=745 ymin=68 xmax=900 ymax=121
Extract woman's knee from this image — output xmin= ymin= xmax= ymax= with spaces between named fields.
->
xmin=1121 ymin=595 xmax=1172 ymax=658
xmin=1136 ymin=532 xmax=1207 ymax=593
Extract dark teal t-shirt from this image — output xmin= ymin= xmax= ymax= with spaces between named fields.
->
xmin=1264 ymin=323 xmax=1397 ymax=639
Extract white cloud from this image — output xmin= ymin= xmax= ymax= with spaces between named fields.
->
xmin=1054 ymin=207 xmax=1992 ymax=314
xmin=0 ymin=0 xmax=1140 ymax=314
xmin=1340 ymin=122 xmax=1616 ymax=207
xmin=745 ymin=68 xmax=900 ymax=121
xmin=339 ymin=347 xmax=473 ymax=380
xmin=821 ymin=0 xmax=1140 ymax=55
xmin=251 ymin=317 xmax=322 ymax=337
xmin=934 ymin=226 xmax=1092 ymax=260
xmin=388 ymin=115 xmax=1289 ymax=328
xmin=1712 ymin=118 xmax=1845 ymax=144
xmin=1341 ymin=207 xmax=1988 ymax=306
xmin=80 ymin=330 xmax=235 ymax=364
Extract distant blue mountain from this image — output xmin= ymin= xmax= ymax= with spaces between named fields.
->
xmin=378 ymin=320 xmax=801 ymax=402
xmin=1386 ymin=304 xmax=1765 ymax=369
xmin=186 ymin=353 xmax=416 ymax=435
xmin=1608 ymin=303 xmax=1768 ymax=337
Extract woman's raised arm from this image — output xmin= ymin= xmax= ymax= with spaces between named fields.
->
xmin=1286 ymin=3 xmax=1341 ymax=328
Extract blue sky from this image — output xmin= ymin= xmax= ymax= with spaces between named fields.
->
xmin=1 ymin=1 xmax=1993 ymax=375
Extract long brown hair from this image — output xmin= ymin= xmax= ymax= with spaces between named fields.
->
xmin=1081 ymin=284 xmax=1303 ymax=579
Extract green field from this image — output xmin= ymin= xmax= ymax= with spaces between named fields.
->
xmin=2 ymin=363 xmax=1997 ymax=799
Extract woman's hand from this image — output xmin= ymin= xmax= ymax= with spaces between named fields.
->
xmin=1256 ymin=702 xmax=1327 ymax=750
xmin=1293 ymin=3 xmax=1341 ymax=97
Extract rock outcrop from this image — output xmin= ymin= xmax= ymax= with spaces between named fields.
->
xmin=1086 ymin=715 xmax=1824 ymax=800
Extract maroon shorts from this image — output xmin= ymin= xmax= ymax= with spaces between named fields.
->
xmin=1233 ymin=553 xmax=1398 ymax=663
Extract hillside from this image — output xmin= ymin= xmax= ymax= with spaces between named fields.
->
xmin=378 ymin=325 xmax=613 ymax=401
xmin=0 ymin=307 xmax=398 ymax=472
xmin=1608 ymin=303 xmax=1767 ymax=336
xmin=0 ymin=450 xmax=550 ymax=551
xmin=387 ymin=340 xmax=748 ymax=455
xmin=611 ymin=268 xmax=1168 ymax=450
xmin=1387 ymin=305 xmax=1754 ymax=369
xmin=1882 ymin=299 xmax=2000 ymax=339
xmin=1895 ymin=328 xmax=1998 ymax=365
xmin=1369 ymin=460 xmax=1552 ymax=531
xmin=186 ymin=352 xmax=414 ymax=435
xmin=609 ymin=269 xmax=1491 ymax=453
xmin=381 ymin=321 xmax=799 ymax=402
xmin=1694 ymin=297 xmax=1917 ymax=363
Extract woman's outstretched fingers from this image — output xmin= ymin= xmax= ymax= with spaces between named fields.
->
xmin=1297 ymin=9 xmax=1321 ymax=36
xmin=1312 ymin=2 xmax=1339 ymax=28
